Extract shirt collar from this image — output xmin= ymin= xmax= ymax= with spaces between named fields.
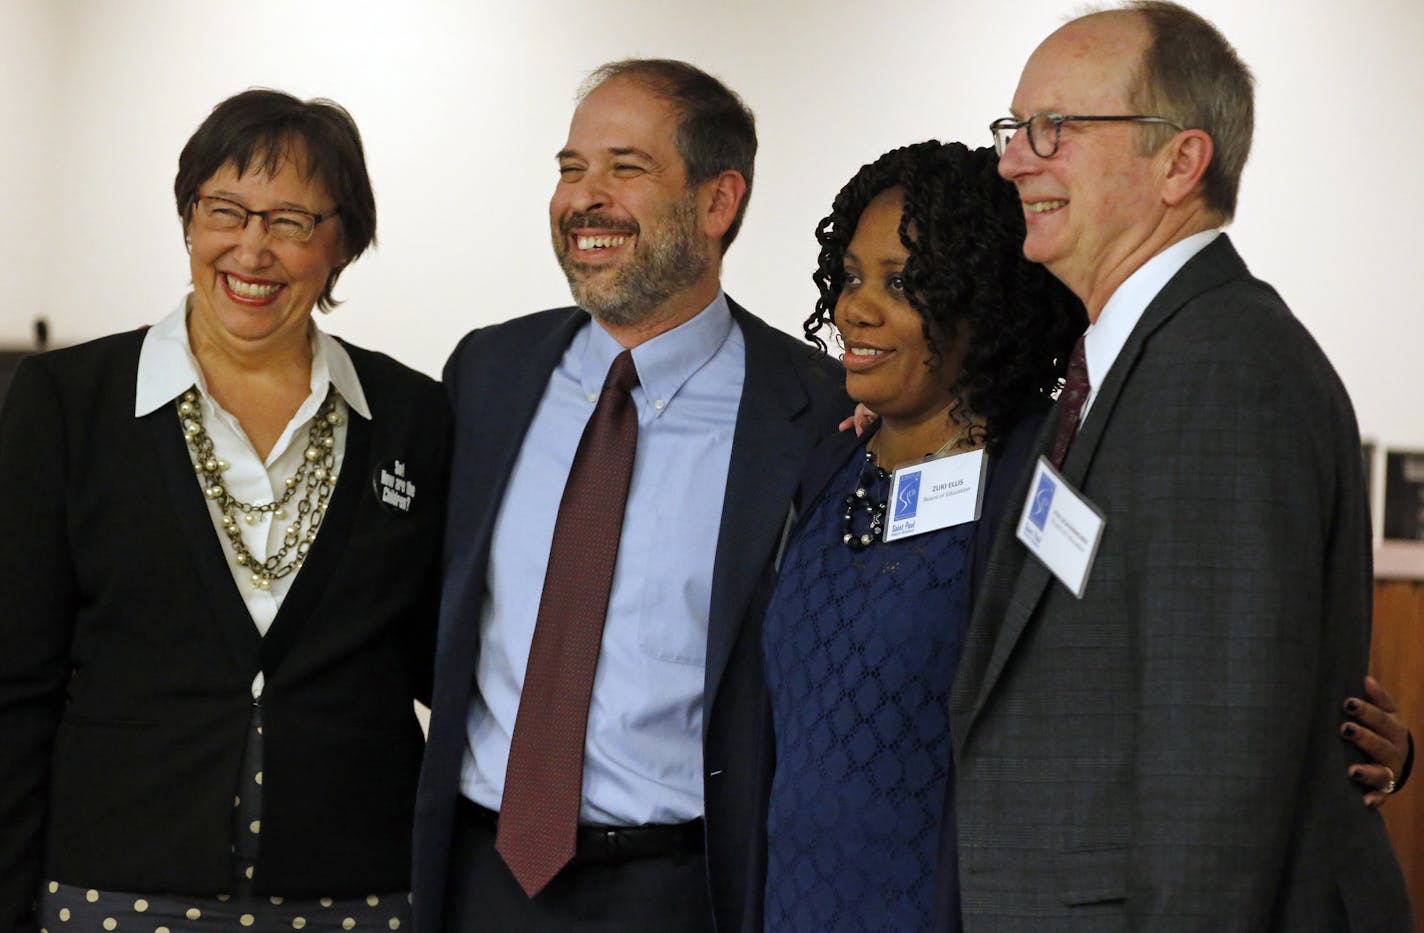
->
xmin=577 ymin=290 xmax=734 ymax=416
xmin=1083 ymin=228 xmax=1221 ymax=400
xmin=316 ymin=326 xmax=372 ymax=419
xmin=134 ymin=295 xmax=372 ymax=420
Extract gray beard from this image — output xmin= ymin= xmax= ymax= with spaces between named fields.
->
xmin=557 ymin=195 xmax=710 ymax=327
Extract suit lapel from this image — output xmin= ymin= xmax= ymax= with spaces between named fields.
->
xmin=147 ymin=403 xmax=263 ymax=674
xmin=260 ymin=403 xmax=373 ymax=673
xmin=438 ymin=311 xmax=587 ymax=637
xmin=956 ymin=236 xmax=1253 ymax=739
xmin=1056 ymin=235 xmax=1252 ymax=488
xmin=703 ymin=304 xmax=818 ymax=716
xmin=952 ymin=410 xmax=1056 ymax=743
xmin=796 ymin=422 xmax=873 ymax=522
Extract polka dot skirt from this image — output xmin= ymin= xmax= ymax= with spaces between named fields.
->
xmin=39 ymin=709 xmax=410 ymax=932
xmin=39 ymin=884 xmax=410 ymax=932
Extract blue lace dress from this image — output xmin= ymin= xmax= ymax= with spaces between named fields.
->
xmin=762 ymin=442 xmax=971 ymax=932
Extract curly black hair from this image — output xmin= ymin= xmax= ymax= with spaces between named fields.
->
xmin=805 ymin=140 xmax=1086 ymax=448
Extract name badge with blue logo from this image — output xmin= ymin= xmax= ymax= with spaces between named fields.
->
xmin=1015 ymin=455 xmax=1105 ymax=598
xmin=883 ymin=448 xmax=988 ymax=543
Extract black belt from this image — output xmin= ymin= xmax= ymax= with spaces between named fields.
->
xmin=460 ymin=798 xmax=705 ymax=865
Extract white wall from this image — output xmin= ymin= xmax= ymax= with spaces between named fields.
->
xmin=2 ymin=0 xmax=1421 ymax=449
xmin=0 ymin=0 xmax=60 ymax=341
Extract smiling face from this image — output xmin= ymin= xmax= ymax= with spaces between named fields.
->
xmin=834 ymin=187 xmax=960 ymax=427
xmin=185 ymin=145 xmax=344 ymax=356
xmin=997 ymin=13 xmax=1167 ymax=312
xmin=549 ymin=77 xmax=717 ymax=330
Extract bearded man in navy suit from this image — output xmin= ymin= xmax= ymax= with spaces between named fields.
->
xmin=411 ymin=59 xmax=845 ymax=933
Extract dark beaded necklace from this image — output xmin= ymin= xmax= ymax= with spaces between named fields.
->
xmin=841 ymin=449 xmax=892 ymax=550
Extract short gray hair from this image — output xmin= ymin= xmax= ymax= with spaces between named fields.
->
xmin=1122 ymin=1 xmax=1254 ymax=219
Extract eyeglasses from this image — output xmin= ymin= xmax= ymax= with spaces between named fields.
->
xmin=990 ymin=112 xmax=1184 ymax=159
xmin=192 ymin=195 xmax=340 ymax=242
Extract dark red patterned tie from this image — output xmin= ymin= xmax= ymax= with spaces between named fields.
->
xmin=496 ymin=349 xmax=640 ymax=897
xmin=1049 ymin=336 xmax=1089 ymax=469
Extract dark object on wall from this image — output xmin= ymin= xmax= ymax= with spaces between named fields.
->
xmin=1383 ymin=449 xmax=1424 ymax=541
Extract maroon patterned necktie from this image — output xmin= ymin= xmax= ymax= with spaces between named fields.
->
xmin=1049 ymin=336 xmax=1089 ymax=469
xmin=496 ymin=349 xmax=641 ymax=898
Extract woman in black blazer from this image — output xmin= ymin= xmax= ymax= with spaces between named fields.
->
xmin=0 ymin=90 xmax=448 ymax=932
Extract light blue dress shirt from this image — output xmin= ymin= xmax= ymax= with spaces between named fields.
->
xmin=461 ymin=293 xmax=745 ymax=825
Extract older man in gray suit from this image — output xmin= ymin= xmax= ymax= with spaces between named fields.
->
xmin=950 ymin=2 xmax=1412 ymax=929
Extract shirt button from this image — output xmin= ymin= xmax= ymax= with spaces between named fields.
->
xmin=587 ymin=393 xmax=597 ymax=403
xmin=653 ymin=399 xmax=665 ymax=410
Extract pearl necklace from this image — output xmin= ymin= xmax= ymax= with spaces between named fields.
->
xmin=179 ymin=387 xmax=342 ymax=590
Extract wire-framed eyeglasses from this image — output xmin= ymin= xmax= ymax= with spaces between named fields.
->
xmin=991 ymin=112 xmax=1184 ymax=159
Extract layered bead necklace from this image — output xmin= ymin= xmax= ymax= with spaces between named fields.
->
xmin=178 ymin=387 xmax=342 ymax=589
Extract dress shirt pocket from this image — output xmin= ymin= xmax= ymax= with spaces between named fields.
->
xmin=636 ymin=515 xmax=713 ymax=666
xmin=1055 ymin=844 xmax=1127 ymax=906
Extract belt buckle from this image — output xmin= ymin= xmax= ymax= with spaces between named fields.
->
xmin=603 ymin=828 xmax=621 ymax=860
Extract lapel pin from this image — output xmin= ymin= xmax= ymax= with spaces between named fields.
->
xmin=372 ymin=458 xmax=417 ymax=513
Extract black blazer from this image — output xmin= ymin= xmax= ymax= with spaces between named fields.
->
xmin=0 ymin=328 xmax=450 ymax=932
xmin=412 ymin=300 xmax=848 ymax=933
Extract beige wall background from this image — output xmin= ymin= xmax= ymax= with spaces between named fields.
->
xmin=2 ymin=0 xmax=1420 ymax=460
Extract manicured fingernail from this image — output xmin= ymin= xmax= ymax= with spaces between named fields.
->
xmin=1343 ymin=724 xmax=1356 ymax=737
xmin=1350 ymin=768 xmax=1362 ymax=779
xmin=1344 ymin=699 xmax=1359 ymax=713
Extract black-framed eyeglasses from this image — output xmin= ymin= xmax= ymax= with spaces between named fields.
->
xmin=192 ymin=194 xmax=341 ymax=242
xmin=990 ymin=112 xmax=1184 ymax=159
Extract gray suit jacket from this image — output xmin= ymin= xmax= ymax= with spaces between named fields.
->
xmin=951 ymin=236 xmax=1410 ymax=931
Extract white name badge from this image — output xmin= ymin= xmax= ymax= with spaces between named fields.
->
xmin=884 ymin=448 xmax=988 ymax=543
xmin=1015 ymin=456 xmax=1105 ymax=598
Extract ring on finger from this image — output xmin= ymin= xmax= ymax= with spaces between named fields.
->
xmin=1383 ymin=766 xmax=1398 ymax=795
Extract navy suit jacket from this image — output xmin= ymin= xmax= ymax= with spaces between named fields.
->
xmin=412 ymin=299 xmax=847 ymax=932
